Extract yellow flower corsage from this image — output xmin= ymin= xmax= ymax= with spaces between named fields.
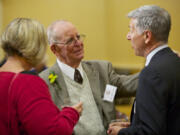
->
xmin=48 ymin=72 xmax=58 ymax=84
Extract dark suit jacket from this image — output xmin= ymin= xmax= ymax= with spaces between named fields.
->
xmin=39 ymin=60 xmax=138 ymax=130
xmin=119 ymin=47 xmax=180 ymax=135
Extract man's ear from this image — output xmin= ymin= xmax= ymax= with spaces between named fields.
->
xmin=50 ymin=44 xmax=56 ymax=54
xmin=50 ymin=44 xmax=60 ymax=56
xmin=143 ymin=30 xmax=152 ymax=44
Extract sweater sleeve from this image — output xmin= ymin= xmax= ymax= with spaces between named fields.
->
xmin=12 ymin=74 xmax=79 ymax=135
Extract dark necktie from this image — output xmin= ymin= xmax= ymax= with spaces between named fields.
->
xmin=74 ymin=69 xmax=83 ymax=84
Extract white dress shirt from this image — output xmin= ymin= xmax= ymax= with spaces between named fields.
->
xmin=57 ymin=59 xmax=84 ymax=80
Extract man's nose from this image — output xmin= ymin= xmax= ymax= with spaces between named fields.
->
xmin=126 ymin=32 xmax=131 ymax=40
xmin=74 ymin=39 xmax=82 ymax=46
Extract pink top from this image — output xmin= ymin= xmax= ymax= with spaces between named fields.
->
xmin=0 ymin=72 xmax=79 ymax=135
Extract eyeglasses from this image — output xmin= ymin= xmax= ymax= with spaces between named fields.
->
xmin=54 ymin=34 xmax=86 ymax=46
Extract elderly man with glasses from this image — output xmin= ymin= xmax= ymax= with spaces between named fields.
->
xmin=39 ymin=20 xmax=138 ymax=135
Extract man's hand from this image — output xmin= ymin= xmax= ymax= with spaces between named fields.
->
xmin=72 ymin=101 xmax=83 ymax=115
xmin=107 ymin=121 xmax=130 ymax=135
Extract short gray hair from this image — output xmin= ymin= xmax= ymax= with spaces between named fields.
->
xmin=47 ymin=20 xmax=67 ymax=45
xmin=0 ymin=18 xmax=48 ymax=66
xmin=128 ymin=5 xmax=171 ymax=43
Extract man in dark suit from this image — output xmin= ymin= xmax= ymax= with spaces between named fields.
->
xmin=39 ymin=20 xmax=138 ymax=135
xmin=108 ymin=5 xmax=180 ymax=135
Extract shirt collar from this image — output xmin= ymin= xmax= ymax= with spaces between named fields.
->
xmin=145 ymin=44 xmax=168 ymax=66
xmin=57 ymin=59 xmax=83 ymax=80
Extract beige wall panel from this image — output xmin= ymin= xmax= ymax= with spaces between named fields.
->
xmin=106 ymin=0 xmax=180 ymax=69
xmin=0 ymin=0 xmax=4 ymax=60
xmin=2 ymin=0 xmax=108 ymax=66
xmin=2 ymin=0 xmax=180 ymax=69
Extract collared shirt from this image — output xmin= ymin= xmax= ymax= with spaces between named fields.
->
xmin=145 ymin=44 xmax=168 ymax=66
xmin=57 ymin=59 xmax=83 ymax=80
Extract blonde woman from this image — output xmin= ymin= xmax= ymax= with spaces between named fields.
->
xmin=0 ymin=18 xmax=82 ymax=135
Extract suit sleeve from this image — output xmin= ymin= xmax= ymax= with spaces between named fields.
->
xmin=107 ymin=62 xmax=139 ymax=97
xmin=13 ymin=75 xmax=79 ymax=135
xmin=118 ymin=67 xmax=168 ymax=135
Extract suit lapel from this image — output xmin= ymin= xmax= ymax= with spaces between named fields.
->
xmin=50 ymin=63 xmax=71 ymax=105
xmin=82 ymin=62 xmax=102 ymax=113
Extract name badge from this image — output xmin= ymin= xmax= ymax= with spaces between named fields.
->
xmin=103 ymin=84 xmax=117 ymax=102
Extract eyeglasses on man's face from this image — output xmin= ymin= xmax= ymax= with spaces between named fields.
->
xmin=54 ymin=34 xmax=86 ymax=46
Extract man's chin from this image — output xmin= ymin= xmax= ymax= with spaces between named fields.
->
xmin=76 ymin=53 xmax=84 ymax=59
xmin=74 ymin=55 xmax=83 ymax=62
xmin=78 ymin=55 xmax=84 ymax=60
xmin=134 ymin=51 xmax=143 ymax=57
xmin=135 ymin=52 xmax=140 ymax=56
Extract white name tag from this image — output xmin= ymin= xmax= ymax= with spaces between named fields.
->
xmin=103 ymin=84 xmax=117 ymax=102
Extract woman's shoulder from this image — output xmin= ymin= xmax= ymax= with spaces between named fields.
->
xmin=0 ymin=71 xmax=48 ymax=88
xmin=18 ymin=73 xmax=46 ymax=85
xmin=13 ymin=73 xmax=51 ymax=98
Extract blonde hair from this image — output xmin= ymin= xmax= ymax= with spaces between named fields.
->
xmin=0 ymin=18 xmax=48 ymax=66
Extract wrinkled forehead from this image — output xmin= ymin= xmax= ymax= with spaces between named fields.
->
xmin=54 ymin=22 xmax=78 ymax=40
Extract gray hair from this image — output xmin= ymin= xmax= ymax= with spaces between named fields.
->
xmin=128 ymin=5 xmax=171 ymax=43
xmin=47 ymin=20 xmax=67 ymax=45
